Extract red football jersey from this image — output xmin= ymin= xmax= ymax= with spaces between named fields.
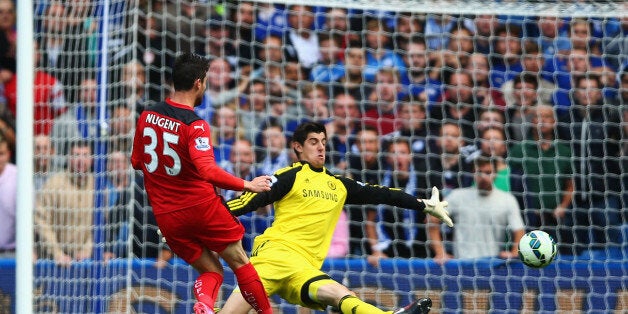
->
xmin=363 ymin=108 xmax=398 ymax=136
xmin=5 ymin=71 xmax=66 ymax=135
xmin=131 ymin=98 xmax=244 ymax=215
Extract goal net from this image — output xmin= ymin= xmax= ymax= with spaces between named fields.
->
xmin=1 ymin=0 xmax=626 ymax=313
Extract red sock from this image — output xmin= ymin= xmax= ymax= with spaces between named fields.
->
xmin=233 ymin=263 xmax=272 ymax=313
xmin=194 ymin=272 xmax=223 ymax=308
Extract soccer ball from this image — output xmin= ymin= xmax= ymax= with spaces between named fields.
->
xmin=518 ymin=230 xmax=557 ymax=268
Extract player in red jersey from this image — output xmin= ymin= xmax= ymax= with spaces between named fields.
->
xmin=131 ymin=53 xmax=273 ymax=314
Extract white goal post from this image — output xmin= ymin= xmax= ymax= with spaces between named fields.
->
xmin=7 ymin=0 xmax=626 ymax=313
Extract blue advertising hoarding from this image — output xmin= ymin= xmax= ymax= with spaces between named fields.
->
xmin=0 ymin=257 xmax=625 ymax=313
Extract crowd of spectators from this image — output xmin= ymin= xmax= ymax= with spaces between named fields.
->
xmin=0 ymin=0 xmax=627 ymax=264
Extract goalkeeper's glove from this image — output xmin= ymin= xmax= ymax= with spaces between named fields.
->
xmin=422 ymin=186 xmax=453 ymax=227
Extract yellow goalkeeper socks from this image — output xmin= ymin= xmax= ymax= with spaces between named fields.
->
xmin=338 ymin=295 xmax=389 ymax=314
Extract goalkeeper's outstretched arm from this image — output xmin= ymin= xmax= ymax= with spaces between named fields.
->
xmin=339 ymin=176 xmax=453 ymax=226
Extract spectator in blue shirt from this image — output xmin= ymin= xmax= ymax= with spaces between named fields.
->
xmin=402 ymin=37 xmax=442 ymax=105
xmin=309 ymin=33 xmax=345 ymax=83
xmin=469 ymin=14 xmax=500 ymax=55
xmin=362 ymin=19 xmax=407 ymax=83
xmin=568 ymin=18 xmax=602 ymax=56
xmin=489 ymin=24 xmax=523 ymax=90
xmin=536 ymin=16 xmax=570 ymax=58
xmin=602 ymin=7 xmax=628 ymax=70
xmin=424 ymin=14 xmax=457 ymax=50
xmin=330 ymin=41 xmax=373 ymax=104
xmin=254 ymin=2 xmax=287 ymax=42
xmin=546 ymin=47 xmax=616 ymax=111
xmin=393 ymin=11 xmax=425 ymax=53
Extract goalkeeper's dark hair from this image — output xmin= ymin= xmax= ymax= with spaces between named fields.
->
xmin=292 ymin=121 xmax=327 ymax=156
xmin=172 ymin=52 xmax=209 ymax=91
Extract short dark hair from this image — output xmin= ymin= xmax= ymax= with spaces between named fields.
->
xmin=574 ymin=74 xmax=602 ymax=89
xmin=480 ymin=126 xmax=506 ymax=141
xmin=514 ymin=73 xmax=539 ymax=89
xmin=262 ymin=119 xmax=284 ymax=133
xmin=522 ymin=40 xmax=540 ymax=55
xmin=473 ymin=153 xmax=496 ymax=171
xmin=399 ymin=96 xmax=426 ymax=111
xmin=408 ymin=35 xmax=427 ymax=47
xmin=479 ymin=108 xmax=505 ymax=123
xmin=620 ymin=68 xmax=628 ymax=83
xmin=0 ymin=129 xmax=6 ymax=146
xmin=386 ymin=137 xmax=410 ymax=152
xmin=172 ymin=53 xmax=209 ymax=91
xmin=358 ymin=124 xmax=379 ymax=136
xmin=67 ymin=139 xmax=94 ymax=154
xmin=444 ymin=70 xmax=472 ymax=86
xmin=292 ymin=122 xmax=326 ymax=156
xmin=317 ymin=33 xmax=341 ymax=46
xmin=288 ymin=4 xmax=313 ymax=12
xmin=247 ymin=79 xmax=266 ymax=94
xmin=346 ymin=39 xmax=364 ymax=50
xmin=494 ymin=24 xmax=521 ymax=38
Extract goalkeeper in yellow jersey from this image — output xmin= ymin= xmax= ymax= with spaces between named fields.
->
xmin=221 ymin=121 xmax=453 ymax=314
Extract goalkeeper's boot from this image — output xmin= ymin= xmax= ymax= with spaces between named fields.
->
xmin=393 ymin=297 xmax=432 ymax=314
xmin=193 ymin=302 xmax=215 ymax=314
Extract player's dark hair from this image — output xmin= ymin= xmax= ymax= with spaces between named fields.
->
xmin=292 ymin=122 xmax=327 ymax=156
xmin=172 ymin=53 xmax=209 ymax=91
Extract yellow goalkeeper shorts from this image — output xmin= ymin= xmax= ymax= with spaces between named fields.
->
xmin=249 ymin=239 xmax=330 ymax=310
